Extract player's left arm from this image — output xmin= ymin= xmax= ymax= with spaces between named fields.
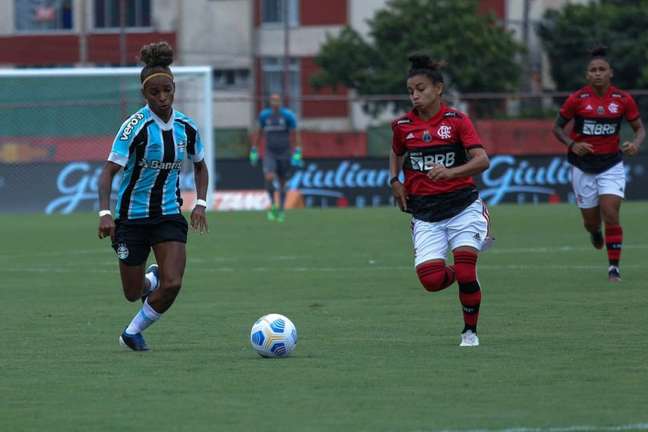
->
xmin=622 ymin=117 xmax=645 ymax=156
xmin=188 ymin=125 xmax=208 ymax=233
xmin=191 ymin=159 xmax=209 ymax=234
xmin=294 ymin=122 xmax=302 ymax=150
xmin=622 ymin=96 xmax=644 ymax=156
xmin=285 ymin=109 xmax=300 ymax=150
xmin=286 ymin=110 xmax=303 ymax=166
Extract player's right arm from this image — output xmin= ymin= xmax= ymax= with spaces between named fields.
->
xmin=97 ymin=161 xmax=122 ymax=240
xmin=390 ymin=120 xmax=408 ymax=211
xmin=553 ymin=93 xmax=593 ymax=156
xmin=97 ymin=112 xmax=143 ymax=240
xmin=389 ymin=149 xmax=407 ymax=211
xmin=250 ymin=111 xmax=265 ymax=166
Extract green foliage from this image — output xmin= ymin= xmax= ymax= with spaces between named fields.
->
xmin=311 ymin=0 xmax=523 ymax=116
xmin=538 ymin=0 xmax=648 ymax=91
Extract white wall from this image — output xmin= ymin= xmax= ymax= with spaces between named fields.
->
xmin=256 ymin=26 xmax=342 ymax=57
xmin=173 ymin=0 xmax=254 ymax=128
xmin=151 ymin=0 xmax=177 ymax=32
xmin=0 ymin=0 xmax=14 ymax=34
xmin=349 ymin=0 xmax=387 ymax=39
xmin=177 ymin=0 xmax=252 ymax=68
xmin=348 ymin=0 xmax=392 ymax=129
xmin=213 ymin=90 xmax=253 ymax=128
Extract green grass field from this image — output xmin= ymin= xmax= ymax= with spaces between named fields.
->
xmin=1 ymin=203 xmax=647 ymax=432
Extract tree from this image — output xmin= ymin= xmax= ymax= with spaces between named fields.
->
xmin=311 ymin=0 xmax=523 ymax=115
xmin=537 ymin=0 xmax=648 ymax=91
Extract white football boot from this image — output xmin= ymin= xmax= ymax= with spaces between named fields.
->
xmin=460 ymin=329 xmax=479 ymax=347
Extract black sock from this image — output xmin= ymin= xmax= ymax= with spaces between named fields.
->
xmin=265 ymin=180 xmax=275 ymax=205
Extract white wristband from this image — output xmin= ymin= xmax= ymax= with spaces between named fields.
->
xmin=98 ymin=210 xmax=112 ymax=217
xmin=194 ymin=199 xmax=207 ymax=208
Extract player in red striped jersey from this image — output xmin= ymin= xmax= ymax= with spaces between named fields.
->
xmin=390 ymin=54 xmax=491 ymax=347
xmin=553 ymin=46 xmax=645 ymax=282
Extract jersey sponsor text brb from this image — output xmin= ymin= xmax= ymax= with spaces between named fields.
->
xmin=559 ymin=85 xmax=640 ymax=173
xmin=409 ymin=151 xmax=457 ymax=171
xmin=581 ymin=120 xmax=618 ymax=136
xmin=391 ymin=104 xmax=483 ymax=222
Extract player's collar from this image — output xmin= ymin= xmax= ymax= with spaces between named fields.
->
xmin=584 ymin=84 xmax=614 ymax=98
xmin=147 ymin=105 xmax=176 ymax=131
xmin=410 ymin=103 xmax=446 ymax=123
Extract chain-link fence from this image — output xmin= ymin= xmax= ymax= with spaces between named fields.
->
xmin=0 ymin=67 xmax=212 ymax=213
xmin=215 ymin=92 xmax=648 ymax=158
xmin=2 ymin=79 xmax=647 ymax=212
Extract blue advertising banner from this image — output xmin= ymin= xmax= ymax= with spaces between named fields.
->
xmin=1 ymin=155 xmax=647 ymax=213
xmin=214 ymin=155 xmax=648 ymax=208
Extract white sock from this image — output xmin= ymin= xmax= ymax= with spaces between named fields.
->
xmin=145 ymin=271 xmax=158 ymax=291
xmin=125 ymin=298 xmax=161 ymax=335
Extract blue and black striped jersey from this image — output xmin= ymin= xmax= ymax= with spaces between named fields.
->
xmin=258 ymin=107 xmax=297 ymax=154
xmin=108 ymin=105 xmax=205 ymax=221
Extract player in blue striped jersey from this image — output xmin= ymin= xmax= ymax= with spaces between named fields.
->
xmin=97 ymin=42 xmax=209 ymax=351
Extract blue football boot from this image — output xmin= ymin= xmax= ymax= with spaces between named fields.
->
xmin=119 ymin=330 xmax=149 ymax=352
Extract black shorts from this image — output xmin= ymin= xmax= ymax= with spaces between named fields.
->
xmin=111 ymin=214 xmax=188 ymax=266
xmin=263 ymin=152 xmax=292 ymax=179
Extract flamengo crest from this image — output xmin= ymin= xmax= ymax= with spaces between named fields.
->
xmin=437 ymin=125 xmax=452 ymax=139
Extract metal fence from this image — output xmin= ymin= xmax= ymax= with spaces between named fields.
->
xmin=2 ymin=83 xmax=647 ymax=213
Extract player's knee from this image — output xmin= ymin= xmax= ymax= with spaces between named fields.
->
xmin=583 ymin=220 xmax=600 ymax=233
xmin=416 ymin=261 xmax=449 ymax=292
xmin=601 ymin=211 xmax=619 ymax=226
xmin=453 ymin=250 xmax=478 ymax=283
xmin=160 ymin=277 xmax=182 ymax=297
xmin=458 ymin=281 xmax=480 ymax=294
xmin=124 ymin=290 xmax=141 ymax=302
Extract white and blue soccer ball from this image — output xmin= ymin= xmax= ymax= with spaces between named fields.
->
xmin=250 ymin=313 xmax=298 ymax=358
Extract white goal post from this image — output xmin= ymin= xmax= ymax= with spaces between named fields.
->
xmin=0 ymin=66 xmax=214 ymax=214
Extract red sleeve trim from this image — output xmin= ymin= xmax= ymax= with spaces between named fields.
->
xmin=465 ymin=144 xmax=483 ymax=149
xmin=627 ymin=115 xmax=641 ymax=122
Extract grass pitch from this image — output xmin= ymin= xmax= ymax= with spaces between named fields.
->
xmin=1 ymin=203 xmax=647 ymax=431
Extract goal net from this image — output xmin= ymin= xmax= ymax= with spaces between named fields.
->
xmin=0 ymin=66 xmax=213 ymax=214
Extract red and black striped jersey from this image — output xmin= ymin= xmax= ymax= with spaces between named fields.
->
xmin=559 ymin=85 xmax=640 ymax=173
xmin=391 ymin=104 xmax=484 ymax=221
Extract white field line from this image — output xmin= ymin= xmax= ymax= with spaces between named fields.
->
xmin=1 ymin=244 xmax=647 ymax=261
xmin=0 ymin=263 xmax=643 ymax=274
xmin=0 ymin=249 xmax=302 ymax=261
xmin=486 ymin=244 xmax=648 ymax=254
xmin=428 ymin=423 xmax=648 ymax=432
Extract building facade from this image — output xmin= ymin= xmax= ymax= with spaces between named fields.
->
xmin=0 ymin=0 xmax=591 ymax=132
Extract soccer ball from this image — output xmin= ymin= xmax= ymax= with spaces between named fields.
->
xmin=250 ymin=313 xmax=298 ymax=358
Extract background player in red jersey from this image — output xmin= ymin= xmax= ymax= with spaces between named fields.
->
xmin=390 ymin=54 xmax=491 ymax=347
xmin=553 ymin=46 xmax=645 ymax=282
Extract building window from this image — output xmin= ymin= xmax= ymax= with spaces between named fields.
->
xmin=261 ymin=0 xmax=298 ymax=27
xmin=261 ymin=57 xmax=300 ymax=114
xmin=213 ymin=69 xmax=251 ymax=90
xmin=15 ymin=0 xmax=73 ymax=31
xmin=94 ymin=0 xmax=151 ymax=28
